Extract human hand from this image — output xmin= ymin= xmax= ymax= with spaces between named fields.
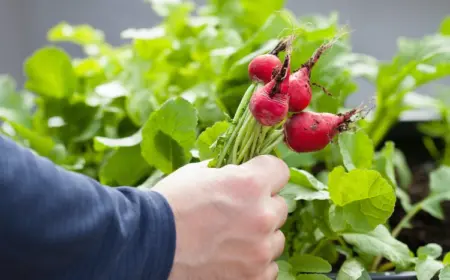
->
xmin=152 ymin=155 xmax=290 ymax=280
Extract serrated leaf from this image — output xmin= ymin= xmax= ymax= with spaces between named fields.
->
xmin=99 ymin=145 xmax=151 ymax=186
xmin=196 ymin=121 xmax=229 ymax=161
xmin=337 ymin=258 xmax=367 ymax=280
xmin=328 ymin=166 xmax=396 ymax=232
xmin=422 ymin=166 xmax=450 ymax=220
xmin=342 ymin=225 xmax=413 ymax=268
xmin=418 ymin=244 xmax=443 ymax=260
xmin=338 ymin=130 xmax=374 ymax=171
xmin=416 ymin=258 xmax=444 ymax=280
xmin=141 ymin=97 xmax=198 ymax=174
xmin=290 ymin=255 xmax=332 ymax=273
xmin=290 ymin=168 xmax=327 ymax=190
xmin=24 ymin=47 xmax=76 ymax=98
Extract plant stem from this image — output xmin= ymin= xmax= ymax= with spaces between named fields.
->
xmin=378 ymin=262 xmax=395 ymax=272
xmin=216 ymin=112 xmax=247 ymax=167
xmin=260 ymin=131 xmax=284 ymax=155
xmin=237 ymin=132 xmax=257 ymax=163
xmin=392 ymin=202 xmax=422 ymax=238
xmin=255 ymin=126 xmax=271 ymax=155
xmin=249 ymin=122 xmax=262 ymax=159
xmin=231 ymin=110 xmax=253 ymax=163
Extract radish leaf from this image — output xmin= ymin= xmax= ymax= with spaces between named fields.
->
xmin=141 ymin=97 xmax=198 ymax=174
xmin=328 ymin=167 xmax=395 ymax=232
xmin=342 ymin=225 xmax=413 ymax=268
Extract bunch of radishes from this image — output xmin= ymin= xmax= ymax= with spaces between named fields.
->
xmin=210 ymin=36 xmax=360 ymax=168
xmin=248 ymin=37 xmax=359 ymax=154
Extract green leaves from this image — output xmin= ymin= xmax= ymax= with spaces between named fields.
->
xmin=0 ymin=75 xmax=33 ymax=127
xmin=328 ymin=167 xmax=396 ymax=232
xmin=290 ymin=168 xmax=327 ymax=190
xmin=24 ymin=47 xmax=76 ymax=99
xmin=368 ymin=30 xmax=450 ymax=146
xmin=99 ymin=145 xmax=151 ymax=186
xmin=48 ymin=22 xmax=105 ymax=45
xmin=422 ymin=166 xmax=450 ymax=219
xmin=418 ymin=244 xmax=443 ymax=260
xmin=439 ymin=266 xmax=450 ymax=280
xmin=342 ymin=225 xmax=413 ymax=268
xmin=441 ymin=16 xmax=450 ymax=36
xmin=416 ymin=258 xmax=444 ymax=280
xmin=289 ymin=255 xmax=332 ymax=274
xmin=338 ymin=130 xmax=374 ymax=170
xmin=141 ymin=97 xmax=198 ymax=174
xmin=337 ymin=259 xmax=369 ymax=280
xmin=196 ymin=121 xmax=229 ymax=161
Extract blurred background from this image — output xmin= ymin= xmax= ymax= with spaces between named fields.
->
xmin=0 ymin=0 xmax=449 ymax=107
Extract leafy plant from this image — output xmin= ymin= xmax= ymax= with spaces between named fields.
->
xmin=1 ymin=1 xmax=450 ymax=279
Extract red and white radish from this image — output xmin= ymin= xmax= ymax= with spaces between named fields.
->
xmin=287 ymin=41 xmax=335 ymax=112
xmin=283 ymin=109 xmax=358 ymax=153
xmin=248 ymin=54 xmax=282 ymax=84
xmin=249 ymin=55 xmax=291 ymax=126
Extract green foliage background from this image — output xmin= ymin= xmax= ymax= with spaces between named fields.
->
xmin=2 ymin=0 xmax=450 ymax=279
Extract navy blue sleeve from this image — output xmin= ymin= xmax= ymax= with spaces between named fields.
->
xmin=0 ymin=135 xmax=176 ymax=280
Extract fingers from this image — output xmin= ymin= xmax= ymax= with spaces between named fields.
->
xmin=264 ymin=261 xmax=280 ymax=280
xmin=272 ymin=195 xmax=289 ymax=230
xmin=271 ymin=230 xmax=286 ymax=260
xmin=240 ymin=155 xmax=290 ymax=195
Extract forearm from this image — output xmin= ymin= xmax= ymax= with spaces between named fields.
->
xmin=0 ymin=135 xmax=175 ymax=279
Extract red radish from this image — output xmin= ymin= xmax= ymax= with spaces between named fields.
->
xmin=287 ymin=67 xmax=312 ymax=112
xmin=284 ymin=109 xmax=358 ymax=153
xmin=287 ymin=40 xmax=336 ymax=112
xmin=248 ymin=54 xmax=282 ymax=84
xmin=249 ymin=55 xmax=291 ymax=126
xmin=247 ymin=35 xmax=294 ymax=84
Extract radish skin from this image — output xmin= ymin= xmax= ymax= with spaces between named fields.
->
xmin=248 ymin=54 xmax=282 ymax=84
xmin=287 ymin=68 xmax=312 ymax=112
xmin=249 ymin=55 xmax=291 ymax=126
xmin=283 ymin=109 xmax=357 ymax=152
xmin=287 ymin=40 xmax=336 ymax=112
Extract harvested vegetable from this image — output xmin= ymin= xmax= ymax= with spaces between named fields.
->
xmin=248 ymin=54 xmax=282 ymax=84
xmin=249 ymin=53 xmax=291 ymax=126
xmin=283 ymin=109 xmax=358 ymax=153
xmin=288 ymin=40 xmax=336 ymax=112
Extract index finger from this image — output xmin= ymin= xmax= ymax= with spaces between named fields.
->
xmin=240 ymin=155 xmax=290 ymax=195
